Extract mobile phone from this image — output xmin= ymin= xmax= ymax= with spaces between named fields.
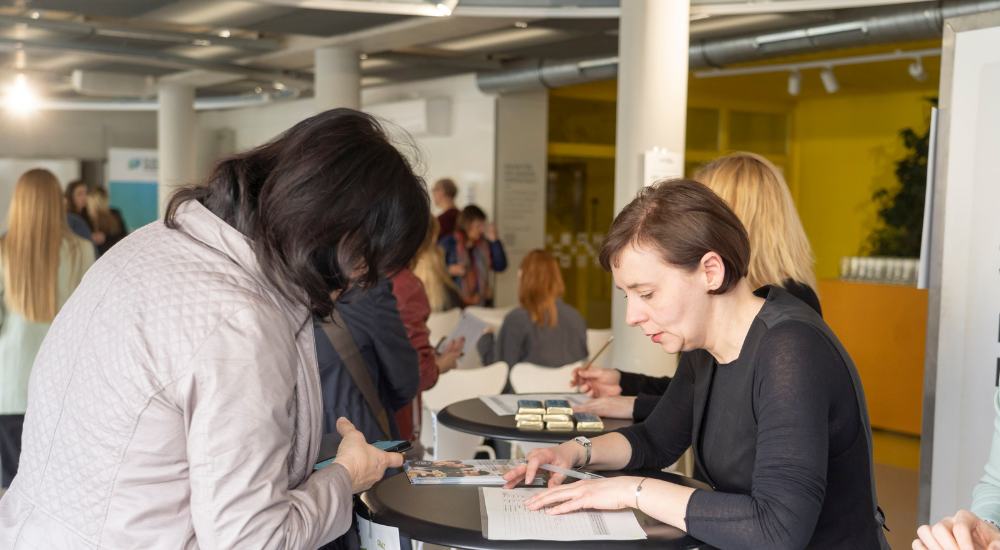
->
xmin=373 ymin=440 xmax=412 ymax=453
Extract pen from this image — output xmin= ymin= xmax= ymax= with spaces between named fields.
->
xmin=539 ymin=463 xmax=604 ymax=480
xmin=576 ymin=335 xmax=614 ymax=392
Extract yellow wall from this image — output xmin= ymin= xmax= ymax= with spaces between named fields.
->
xmin=792 ymin=89 xmax=937 ymax=279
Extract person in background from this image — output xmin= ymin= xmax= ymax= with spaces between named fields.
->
xmin=477 ymin=249 xmax=587 ymax=369
xmin=391 ymin=220 xmax=464 ymax=441
xmin=0 ymin=109 xmax=425 ymax=548
xmin=440 ymin=205 xmax=507 ymax=307
xmin=574 ymin=151 xmax=820 ymax=421
xmin=63 ymin=179 xmax=92 ymax=241
xmin=505 ymin=179 xmax=888 ymax=549
xmin=86 ymin=187 xmax=128 ymax=257
xmin=913 ymin=389 xmax=1000 ymax=550
xmin=431 ymin=177 xmax=460 ymax=238
xmin=0 ymin=169 xmax=94 ymax=488
xmin=412 ymin=218 xmax=462 ymax=312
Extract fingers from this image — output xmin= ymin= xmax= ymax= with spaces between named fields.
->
xmin=917 ymin=524 xmax=947 ymax=550
xmin=385 ymin=451 xmax=405 ymax=469
xmin=525 ymin=484 xmax=579 ymax=511
xmin=952 ymin=519 xmax=974 ymax=550
xmin=913 ymin=540 xmax=928 ymax=550
xmin=931 ymin=520 xmax=959 ymax=550
xmin=336 ymin=417 xmax=359 ymax=438
xmin=547 ymin=472 xmax=566 ymax=488
xmin=503 ymin=464 xmax=527 ymax=489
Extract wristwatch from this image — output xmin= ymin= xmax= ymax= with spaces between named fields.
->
xmin=572 ymin=436 xmax=592 ymax=468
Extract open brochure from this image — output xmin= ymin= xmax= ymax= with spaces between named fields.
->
xmin=479 ymin=487 xmax=647 ymax=541
xmin=404 ymin=460 xmax=544 ymax=486
xmin=436 ymin=311 xmax=488 ymax=358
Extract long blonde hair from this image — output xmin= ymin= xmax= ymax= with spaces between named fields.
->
xmin=696 ymin=152 xmax=816 ymax=290
xmin=412 ymin=217 xmax=459 ymax=312
xmin=2 ymin=169 xmax=83 ymax=322
xmin=86 ymin=187 xmax=122 ymax=235
xmin=518 ymin=249 xmax=564 ymax=327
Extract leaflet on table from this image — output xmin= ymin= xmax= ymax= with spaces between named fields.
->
xmin=436 ymin=311 xmax=488 ymax=357
xmin=404 ymin=460 xmax=545 ymax=485
xmin=479 ymin=487 xmax=647 ymax=541
xmin=479 ymin=393 xmax=591 ymax=416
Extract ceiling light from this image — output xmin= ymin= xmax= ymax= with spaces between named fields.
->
xmin=192 ymin=39 xmax=212 ymax=47
xmin=29 ymin=11 xmax=40 ymax=20
xmin=359 ymin=53 xmax=369 ymax=60
xmin=787 ymin=70 xmax=801 ymax=96
xmin=514 ymin=21 xmax=528 ymax=29
xmin=254 ymin=86 xmax=263 ymax=94
xmin=435 ymin=2 xmax=453 ymax=16
xmin=432 ymin=26 xmax=567 ymax=52
xmin=4 ymin=74 xmax=38 ymax=116
xmin=217 ymin=29 xmax=232 ymax=38
xmin=908 ymin=57 xmax=927 ymax=82
xmin=273 ymin=81 xmax=286 ymax=91
xmin=820 ymin=67 xmax=839 ymax=94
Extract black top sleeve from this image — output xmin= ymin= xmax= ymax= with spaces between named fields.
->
xmin=619 ymin=370 xmax=672 ymax=396
xmin=632 ymin=394 xmax=660 ymax=421
xmin=684 ymin=322 xmax=839 ymax=550
xmin=781 ymin=280 xmax=822 ymax=317
xmin=615 ymin=358 xmax=694 ymax=470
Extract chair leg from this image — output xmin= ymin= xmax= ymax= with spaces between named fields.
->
xmin=474 ymin=445 xmax=496 ymax=459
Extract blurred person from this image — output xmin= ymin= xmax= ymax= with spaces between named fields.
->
xmin=0 ymin=169 xmax=94 ymax=488
xmin=0 ymin=109 xmax=427 ymax=548
xmin=85 ymin=187 xmax=128 ymax=257
xmin=440 ymin=205 xmax=507 ymax=307
xmin=431 ymin=177 xmax=459 ymax=237
xmin=574 ymin=151 xmax=821 ymax=421
xmin=411 ymin=218 xmax=461 ymax=312
xmin=505 ymin=179 xmax=887 ymax=549
xmin=62 ymin=179 xmax=92 ymax=241
xmin=477 ymin=249 xmax=586 ymax=369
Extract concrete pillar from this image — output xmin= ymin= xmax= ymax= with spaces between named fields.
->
xmin=610 ymin=0 xmax=690 ymax=376
xmin=157 ymin=82 xmax=196 ymax=218
xmin=314 ymin=47 xmax=360 ymax=111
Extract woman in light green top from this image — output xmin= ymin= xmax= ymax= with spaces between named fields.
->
xmin=1 ymin=169 xmax=94 ymax=485
xmin=914 ymin=390 xmax=1000 ymax=549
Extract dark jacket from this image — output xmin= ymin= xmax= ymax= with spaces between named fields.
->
xmin=477 ymin=299 xmax=588 ymax=368
xmin=315 ymin=281 xmax=420 ymax=443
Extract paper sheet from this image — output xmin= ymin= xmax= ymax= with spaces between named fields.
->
xmin=479 ymin=393 xmax=590 ymax=416
xmin=479 ymin=487 xmax=647 ymax=541
xmin=437 ymin=311 xmax=488 ymax=358
xmin=356 ymin=514 xmax=401 ymax=550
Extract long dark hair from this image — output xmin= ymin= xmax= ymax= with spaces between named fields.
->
xmin=165 ymin=108 xmax=430 ymax=318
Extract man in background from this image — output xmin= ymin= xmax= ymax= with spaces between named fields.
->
xmin=431 ymin=178 xmax=459 ymax=238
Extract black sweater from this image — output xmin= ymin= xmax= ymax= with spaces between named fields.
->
xmin=623 ymin=280 xmax=821 ymax=420
xmin=616 ymin=287 xmax=886 ymax=549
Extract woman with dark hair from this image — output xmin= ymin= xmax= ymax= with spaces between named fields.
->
xmin=440 ymin=204 xmax=507 ymax=306
xmin=504 ymin=179 xmax=888 ymax=549
xmin=477 ymin=249 xmax=587 ymax=368
xmin=62 ymin=179 xmax=93 ymax=241
xmin=0 ymin=109 xmax=429 ymax=549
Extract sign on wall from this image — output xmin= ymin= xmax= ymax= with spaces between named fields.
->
xmin=108 ymin=148 xmax=158 ymax=231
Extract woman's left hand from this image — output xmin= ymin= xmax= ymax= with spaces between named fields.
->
xmin=485 ymin=223 xmax=498 ymax=242
xmin=524 ymin=476 xmax=644 ymax=515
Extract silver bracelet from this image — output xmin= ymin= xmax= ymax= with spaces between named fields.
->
xmin=985 ymin=518 xmax=1000 ymax=530
xmin=635 ymin=478 xmax=649 ymax=509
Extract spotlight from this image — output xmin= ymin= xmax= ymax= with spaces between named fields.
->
xmin=4 ymin=74 xmax=38 ymax=115
xmin=787 ymin=70 xmax=801 ymax=96
xmin=217 ymin=29 xmax=232 ymax=38
xmin=514 ymin=21 xmax=528 ymax=29
xmin=908 ymin=57 xmax=927 ymax=82
xmin=820 ymin=67 xmax=839 ymax=94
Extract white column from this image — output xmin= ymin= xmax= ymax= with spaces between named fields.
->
xmin=314 ymin=47 xmax=360 ymax=111
xmin=611 ymin=0 xmax=689 ymax=376
xmin=157 ymin=82 xmax=196 ymax=218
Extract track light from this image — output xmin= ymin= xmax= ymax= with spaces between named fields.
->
xmin=908 ymin=57 xmax=927 ymax=82
xmin=820 ymin=67 xmax=839 ymax=94
xmin=4 ymin=74 xmax=38 ymax=116
xmin=787 ymin=70 xmax=801 ymax=96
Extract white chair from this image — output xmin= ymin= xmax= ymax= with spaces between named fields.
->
xmin=426 ymin=308 xmax=461 ymax=347
xmin=508 ymin=361 xmax=582 ymax=394
xmin=420 ymin=361 xmax=509 ymax=461
xmin=585 ymin=328 xmax=614 ymax=369
xmin=464 ymin=305 xmax=513 ymax=330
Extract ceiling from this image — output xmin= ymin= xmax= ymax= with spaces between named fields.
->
xmin=0 ymin=0 xmax=946 ymax=101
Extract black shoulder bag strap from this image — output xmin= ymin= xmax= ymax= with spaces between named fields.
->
xmin=320 ymin=310 xmax=392 ymax=439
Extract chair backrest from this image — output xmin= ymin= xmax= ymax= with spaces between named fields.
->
xmin=422 ymin=361 xmax=510 ymax=412
xmin=508 ymin=361 xmax=582 ymax=394
xmin=464 ymin=305 xmax=513 ymax=330
xmin=426 ymin=308 xmax=461 ymax=347
xmin=585 ymin=329 xmax=614 ymax=369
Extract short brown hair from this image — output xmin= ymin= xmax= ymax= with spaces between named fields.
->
xmin=599 ymin=179 xmax=750 ymax=295
xmin=434 ymin=178 xmax=458 ymax=199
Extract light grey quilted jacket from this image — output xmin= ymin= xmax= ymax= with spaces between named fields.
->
xmin=0 ymin=200 xmax=353 ymax=549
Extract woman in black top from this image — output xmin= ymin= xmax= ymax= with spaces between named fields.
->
xmin=504 ymin=179 xmax=887 ymax=549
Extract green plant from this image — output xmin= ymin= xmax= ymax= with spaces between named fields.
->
xmin=864 ymin=99 xmax=936 ymax=257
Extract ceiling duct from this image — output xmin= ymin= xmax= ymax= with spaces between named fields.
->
xmin=477 ymin=0 xmax=1000 ymax=94
xmin=71 ymin=70 xmax=157 ymax=98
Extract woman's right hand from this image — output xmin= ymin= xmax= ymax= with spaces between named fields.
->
xmin=914 ymin=509 xmax=1000 ymax=550
xmin=332 ymin=417 xmax=404 ymax=493
xmin=503 ymin=442 xmax=583 ymax=489
xmin=447 ymin=263 xmax=466 ymax=276
xmin=436 ymin=337 xmax=464 ymax=374
xmin=570 ymin=366 xmax=622 ymax=397
xmin=574 ymin=396 xmax=636 ymax=419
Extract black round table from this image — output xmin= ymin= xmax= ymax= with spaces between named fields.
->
xmin=358 ymin=469 xmax=713 ymax=549
xmin=437 ymin=397 xmax=633 ymax=443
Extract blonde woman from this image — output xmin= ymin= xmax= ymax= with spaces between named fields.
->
xmin=412 ymin=218 xmax=461 ymax=312
xmin=85 ymin=187 xmax=128 ymax=257
xmin=573 ymin=152 xmax=820 ymax=420
xmin=0 ymin=169 xmax=94 ymax=487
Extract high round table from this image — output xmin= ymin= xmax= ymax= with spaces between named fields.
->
xmin=358 ymin=469 xmax=713 ymax=549
xmin=436 ymin=397 xmax=633 ymax=443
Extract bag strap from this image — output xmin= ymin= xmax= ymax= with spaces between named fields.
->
xmin=320 ymin=309 xmax=392 ymax=439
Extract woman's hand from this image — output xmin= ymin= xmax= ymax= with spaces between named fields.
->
xmin=332 ymin=417 xmax=404 ymax=493
xmin=503 ymin=442 xmax=583 ymax=489
xmin=524 ymin=476 xmax=644 ymax=515
xmin=92 ymin=231 xmax=107 ymax=246
xmin=436 ymin=337 xmax=464 ymax=374
xmin=448 ymin=264 xmax=466 ymax=276
xmin=570 ymin=366 xmax=622 ymax=397
xmin=574 ymin=396 xmax=636 ymax=419
xmin=914 ymin=510 xmax=1000 ymax=550
xmin=485 ymin=223 xmax=498 ymax=242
